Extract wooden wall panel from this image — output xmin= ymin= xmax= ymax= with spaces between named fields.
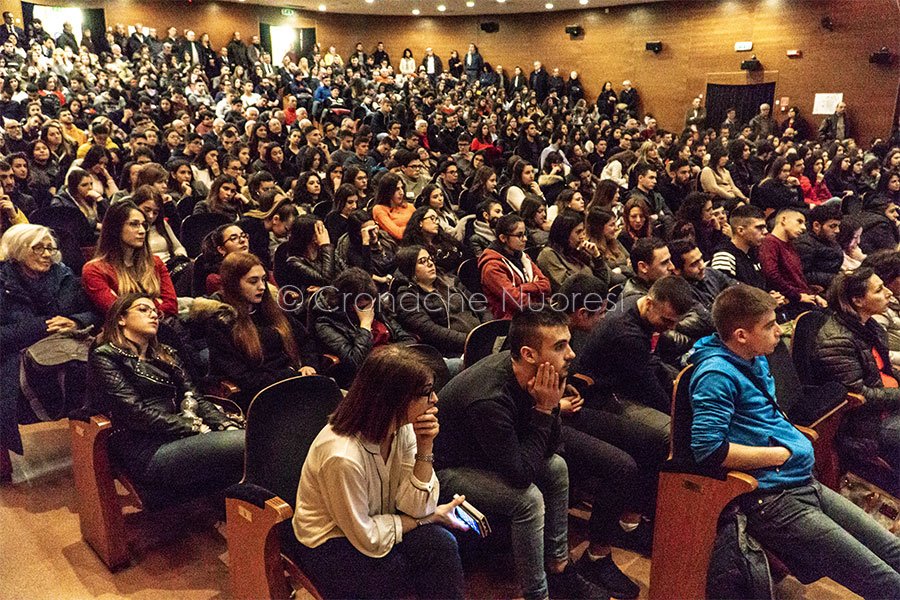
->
xmin=4 ymin=0 xmax=898 ymax=143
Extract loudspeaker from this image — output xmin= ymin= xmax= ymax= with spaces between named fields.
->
xmin=869 ymin=47 xmax=896 ymax=65
xmin=645 ymin=41 xmax=662 ymax=54
xmin=741 ymin=57 xmax=762 ymax=71
xmin=821 ymin=15 xmax=834 ymax=31
xmin=565 ymin=25 xmax=584 ymax=38
xmin=480 ymin=21 xmax=499 ymax=33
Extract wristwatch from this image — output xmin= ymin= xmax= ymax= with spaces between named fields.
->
xmin=414 ymin=453 xmax=435 ymax=463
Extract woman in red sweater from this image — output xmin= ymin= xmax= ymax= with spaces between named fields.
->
xmin=371 ymin=173 xmax=415 ymax=241
xmin=800 ymin=152 xmax=833 ymax=206
xmin=82 ymin=201 xmax=177 ymax=317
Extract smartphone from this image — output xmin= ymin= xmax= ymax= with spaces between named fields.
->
xmin=453 ymin=494 xmax=490 ymax=538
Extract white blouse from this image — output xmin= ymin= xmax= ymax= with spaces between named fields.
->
xmin=293 ymin=423 xmax=439 ymax=558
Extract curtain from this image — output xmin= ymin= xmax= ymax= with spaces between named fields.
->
xmin=704 ymin=82 xmax=776 ymax=131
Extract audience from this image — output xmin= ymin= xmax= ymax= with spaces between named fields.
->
xmin=1 ymin=17 xmax=899 ymax=597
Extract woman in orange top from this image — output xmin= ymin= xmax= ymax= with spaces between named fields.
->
xmin=371 ymin=173 xmax=415 ymax=241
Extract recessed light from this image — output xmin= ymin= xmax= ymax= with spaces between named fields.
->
xmin=545 ymin=2 xmax=554 ymax=8
xmin=466 ymin=0 xmax=475 ymax=6
xmin=366 ymin=0 xmax=374 ymax=3
xmin=579 ymin=0 xmax=588 ymax=4
xmin=437 ymin=4 xmax=446 ymax=11
xmin=318 ymin=3 xmax=326 ymax=10
xmin=496 ymin=0 xmax=506 ymax=4
xmin=412 ymin=8 xmax=421 ymax=15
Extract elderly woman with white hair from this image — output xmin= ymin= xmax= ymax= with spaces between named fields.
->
xmin=0 ymin=224 xmax=97 ymax=477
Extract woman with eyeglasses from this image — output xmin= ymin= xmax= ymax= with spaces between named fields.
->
xmin=291 ymin=345 xmax=466 ymax=599
xmin=395 ymin=245 xmax=486 ymax=360
xmin=400 ymin=206 xmax=466 ymax=276
xmin=342 ymin=165 xmax=371 ymax=208
xmin=90 ymin=292 xmax=244 ymax=499
xmin=0 ymin=224 xmax=97 ymax=470
xmin=196 ymin=223 xmax=250 ymax=295
xmin=479 ymin=213 xmax=551 ymax=320
xmin=82 ymin=200 xmax=178 ymax=317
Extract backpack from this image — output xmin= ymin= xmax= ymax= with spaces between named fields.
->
xmin=19 ymin=327 xmax=94 ymax=422
xmin=706 ymin=506 xmax=774 ymax=600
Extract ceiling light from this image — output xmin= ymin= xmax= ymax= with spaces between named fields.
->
xmin=437 ymin=4 xmax=446 ymax=11
xmin=466 ymin=0 xmax=475 ymax=6
xmin=318 ymin=4 xmax=326 ymax=11
xmin=365 ymin=0 xmax=374 ymax=3
xmin=496 ymin=0 xmax=506 ymax=3
xmin=579 ymin=0 xmax=589 ymax=4
xmin=412 ymin=8 xmax=421 ymax=15
xmin=545 ymin=2 xmax=554 ymax=8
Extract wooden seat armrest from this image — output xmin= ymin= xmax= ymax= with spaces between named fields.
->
xmin=649 ymin=470 xmax=758 ymax=600
xmin=845 ymin=392 xmax=865 ymax=407
xmin=571 ymin=373 xmax=595 ymax=387
xmin=226 ymin=487 xmax=293 ymax=600
xmin=795 ymin=425 xmax=819 ymax=443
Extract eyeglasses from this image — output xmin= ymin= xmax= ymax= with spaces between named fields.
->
xmin=31 ymin=244 xmax=58 ymax=256
xmin=507 ymin=231 xmax=528 ymax=239
xmin=129 ymin=304 xmax=162 ymax=318
xmin=225 ymin=232 xmax=250 ymax=243
xmin=408 ymin=163 xmax=424 ymax=169
xmin=417 ymin=385 xmax=435 ymax=398
xmin=126 ymin=220 xmax=149 ymax=230
xmin=416 ymin=255 xmax=435 ymax=266
xmin=422 ymin=215 xmax=439 ymax=223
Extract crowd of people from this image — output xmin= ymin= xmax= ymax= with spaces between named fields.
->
xmin=1 ymin=11 xmax=900 ymax=599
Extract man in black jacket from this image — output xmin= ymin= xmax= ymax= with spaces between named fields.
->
xmin=436 ymin=309 xmax=607 ymax=600
xmin=795 ymin=203 xmax=843 ymax=291
xmin=529 ymin=61 xmax=550 ymax=104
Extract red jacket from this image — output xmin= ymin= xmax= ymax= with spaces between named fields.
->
xmin=799 ymin=175 xmax=832 ymax=206
xmin=478 ymin=247 xmax=551 ymax=319
xmin=759 ymin=234 xmax=810 ymax=302
xmin=82 ymin=255 xmax=178 ymax=316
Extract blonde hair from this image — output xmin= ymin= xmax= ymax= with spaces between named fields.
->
xmin=0 ymin=224 xmax=61 ymax=264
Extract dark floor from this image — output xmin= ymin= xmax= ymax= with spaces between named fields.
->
xmin=0 ymin=421 xmax=858 ymax=599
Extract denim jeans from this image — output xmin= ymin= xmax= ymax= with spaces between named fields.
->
xmin=438 ymin=454 xmax=569 ymax=600
xmin=290 ymin=523 xmax=465 ymax=599
xmin=740 ymin=480 xmax=900 ymax=597
xmin=141 ymin=429 xmax=245 ymax=494
xmin=880 ymin=410 xmax=900 ymax=494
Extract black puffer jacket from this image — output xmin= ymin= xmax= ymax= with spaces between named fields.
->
xmin=89 ymin=342 xmax=237 ymax=479
xmin=394 ymin=277 xmax=487 ymax=356
xmin=275 ymin=243 xmax=339 ymax=291
xmin=794 ymin=233 xmax=843 ymax=289
xmin=858 ymin=205 xmax=900 ymax=254
xmin=811 ymin=313 xmax=900 ymax=441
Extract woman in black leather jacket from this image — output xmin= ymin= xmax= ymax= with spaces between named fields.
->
xmin=394 ymin=246 xmax=486 ymax=360
xmin=811 ymin=268 xmax=900 ymax=493
xmin=275 ymin=215 xmax=339 ymax=293
xmin=89 ymin=292 xmax=244 ymax=495
xmin=313 ymin=267 xmax=414 ymax=387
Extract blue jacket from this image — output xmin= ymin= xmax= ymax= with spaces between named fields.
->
xmin=689 ymin=334 xmax=814 ymax=490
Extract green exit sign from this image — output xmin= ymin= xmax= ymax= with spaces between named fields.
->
xmin=281 ymin=8 xmax=296 ymax=16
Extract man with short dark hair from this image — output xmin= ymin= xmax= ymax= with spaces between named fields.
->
xmin=0 ymin=158 xmax=33 ymax=217
xmin=343 ymin=135 xmax=377 ymax=176
xmin=555 ymin=274 xmax=609 ymax=354
xmin=795 ymin=203 xmax=843 ymax=290
xmin=0 ymin=12 xmax=24 ymax=48
xmin=516 ymin=120 xmax=544 ymax=168
xmin=668 ymin=238 xmax=733 ymax=349
xmin=436 ymin=309 xmax=608 ymax=600
xmin=691 ymin=284 xmax=900 ymax=597
xmin=656 ymin=158 xmax=694 ymax=214
xmin=760 ymin=208 xmax=827 ymax=314
xmin=621 ymin=237 xmax=674 ymax=301
xmin=628 ymin=162 xmax=672 ymax=228
xmin=711 ymin=204 xmax=775 ymax=294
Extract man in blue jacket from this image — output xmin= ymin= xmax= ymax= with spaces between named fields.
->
xmin=690 ymin=284 xmax=900 ymax=596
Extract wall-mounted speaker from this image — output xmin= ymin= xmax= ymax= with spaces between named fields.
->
xmin=645 ymin=41 xmax=662 ymax=54
xmin=821 ymin=16 xmax=834 ymax=31
xmin=480 ymin=21 xmax=499 ymax=33
xmin=869 ymin=47 xmax=896 ymax=65
xmin=741 ymin=56 xmax=762 ymax=71
xmin=565 ymin=25 xmax=584 ymax=39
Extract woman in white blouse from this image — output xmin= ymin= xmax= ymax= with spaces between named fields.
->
xmin=292 ymin=345 xmax=468 ymax=599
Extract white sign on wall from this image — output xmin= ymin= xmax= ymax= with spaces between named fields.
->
xmin=812 ymin=93 xmax=843 ymax=115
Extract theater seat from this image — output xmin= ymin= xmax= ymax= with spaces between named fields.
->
xmin=648 ymin=364 xmax=759 ymax=600
xmin=462 ymin=319 xmax=510 ymax=368
xmin=225 ymin=375 xmax=342 ymax=600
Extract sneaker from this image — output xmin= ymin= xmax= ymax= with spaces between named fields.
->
xmin=576 ymin=554 xmax=639 ymax=599
xmin=547 ymin=562 xmax=610 ymax=600
xmin=611 ymin=518 xmax=654 ymax=557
